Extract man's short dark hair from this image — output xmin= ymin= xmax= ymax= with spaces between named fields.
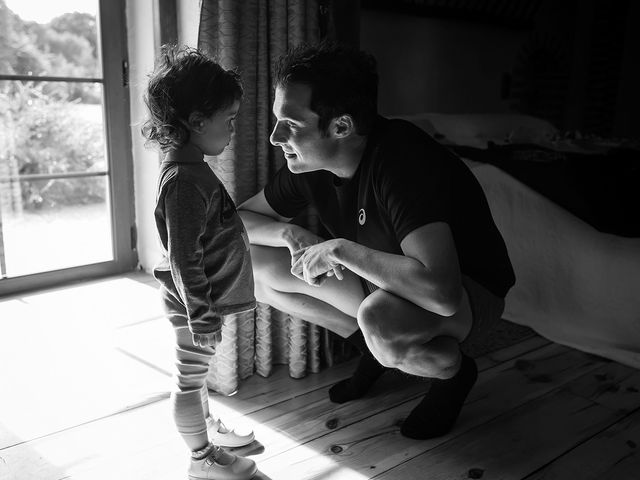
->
xmin=274 ymin=42 xmax=378 ymax=136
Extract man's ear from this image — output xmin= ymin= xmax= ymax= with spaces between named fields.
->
xmin=187 ymin=112 xmax=205 ymax=134
xmin=331 ymin=115 xmax=356 ymax=138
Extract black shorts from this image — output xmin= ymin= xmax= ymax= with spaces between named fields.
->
xmin=459 ymin=275 xmax=506 ymax=353
xmin=359 ymin=275 xmax=505 ymax=353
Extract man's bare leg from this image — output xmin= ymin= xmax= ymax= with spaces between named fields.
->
xmin=251 ymin=244 xmax=390 ymax=402
xmin=358 ymin=287 xmax=473 ymax=378
xmin=251 ymin=243 xmax=478 ymax=437
xmin=251 ymin=244 xmax=365 ymax=337
xmin=357 ymin=287 xmax=477 ymax=439
xmin=255 ymin=282 xmax=359 ymax=338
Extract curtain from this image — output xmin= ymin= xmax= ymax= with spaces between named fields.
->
xmin=197 ymin=0 xmax=336 ymax=395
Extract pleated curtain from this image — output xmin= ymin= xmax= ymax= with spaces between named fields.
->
xmin=197 ymin=0 xmax=335 ymax=395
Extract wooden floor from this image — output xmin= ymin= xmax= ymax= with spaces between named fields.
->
xmin=1 ymin=273 xmax=639 ymax=480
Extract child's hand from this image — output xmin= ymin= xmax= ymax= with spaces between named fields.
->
xmin=192 ymin=331 xmax=222 ymax=348
xmin=284 ymin=226 xmax=325 ymax=258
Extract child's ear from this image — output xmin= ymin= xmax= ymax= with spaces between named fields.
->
xmin=187 ymin=112 xmax=206 ymax=134
xmin=331 ymin=115 xmax=355 ymax=138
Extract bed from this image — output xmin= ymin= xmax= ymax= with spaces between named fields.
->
xmin=398 ymin=113 xmax=640 ymax=369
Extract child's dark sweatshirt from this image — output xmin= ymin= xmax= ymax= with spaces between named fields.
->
xmin=153 ymin=158 xmax=255 ymax=335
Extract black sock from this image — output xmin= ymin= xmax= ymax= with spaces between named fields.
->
xmin=400 ymin=354 xmax=478 ymax=440
xmin=329 ymin=330 xmax=388 ymax=404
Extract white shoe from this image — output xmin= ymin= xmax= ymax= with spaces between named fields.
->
xmin=189 ymin=445 xmax=257 ymax=480
xmin=206 ymin=416 xmax=255 ymax=448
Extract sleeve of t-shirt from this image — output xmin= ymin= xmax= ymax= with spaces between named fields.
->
xmin=377 ymin=144 xmax=454 ymax=244
xmin=263 ymin=165 xmax=309 ymax=218
xmin=163 ymin=179 xmax=221 ymax=335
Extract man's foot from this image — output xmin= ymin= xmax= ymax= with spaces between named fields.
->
xmin=400 ymin=354 xmax=478 ymax=440
xmin=206 ymin=416 xmax=255 ymax=448
xmin=189 ymin=443 xmax=257 ymax=480
xmin=329 ymin=330 xmax=388 ymax=404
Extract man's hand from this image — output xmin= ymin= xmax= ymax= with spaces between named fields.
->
xmin=291 ymin=239 xmax=345 ymax=286
xmin=192 ymin=330 xmax=222 ymax=348
xmin=284 ymin=226 xmax=325 ymax=257
xmin=283 ymin=225 xmax=329 ymax=276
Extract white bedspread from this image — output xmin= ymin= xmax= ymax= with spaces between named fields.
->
xmin=467 ymin=159 xmax=640 ymax=368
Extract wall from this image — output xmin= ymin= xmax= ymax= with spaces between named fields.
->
xmin=361 ymin=2 xmax=640 ymax=138
xmin=126 ymin=0 xmax=200 ymax=272
xmin=615 ymin=0 xmax=640 ymax=138
xmin=177 ymin=0 xmax=199 ymax=48
xmin=360 ymin=9 xmax=528 ymax=116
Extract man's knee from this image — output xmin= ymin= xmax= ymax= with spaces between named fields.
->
xmin=356 ymin=291 xmax=459 ymax=374
xmin=356 ymin=292 xmax=386 ymax=338
xmin=356 ymin=289 xmax=441 ymax=344
xmin=356 ymin=292 xmax=408 ymax=368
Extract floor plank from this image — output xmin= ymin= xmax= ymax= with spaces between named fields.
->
xmin=0 ymin=275 xmax=173 ymax=449
xmin=250 ymin=344 xmax=602 ymax=479
xmin=0 ymin=329 xmax=554 ymax=480
xmin=376 ymin=390 xmax=618 ymax=480
xmin=378 ymin=361 xmax=640 ymax=480
xmin=523 ymin=409 xmax=640 ymax=480
xmin=564 ymin=361 xmax=640 ymax=411
xmin=3 ymin=273 xmax=634 ymax=480
xmin=0 ymin=359 xmax=360 ymax=480
xmin=523 ymin=363 xmax=640 ymax=480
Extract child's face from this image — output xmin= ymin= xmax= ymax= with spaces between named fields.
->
xmin=195 ymin=100 xmax=240 ymax=156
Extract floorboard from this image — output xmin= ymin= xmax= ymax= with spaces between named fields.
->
xmin=1 ymin=273 xmax=638 ymax=480
xmin=254 ymin=344 xmax=602 ymax=479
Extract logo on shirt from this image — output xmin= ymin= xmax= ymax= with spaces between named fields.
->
xmin=358 ymin=208 xmax=366 ymax=226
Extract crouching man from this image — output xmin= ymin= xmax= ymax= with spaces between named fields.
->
xmin=238 ymin=42 xmax=515 ymax=439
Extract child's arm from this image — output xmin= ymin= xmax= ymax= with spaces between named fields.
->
xmin=164 ymin=180 xmax=221 ymax=346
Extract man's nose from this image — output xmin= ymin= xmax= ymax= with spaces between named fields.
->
xmin=270 ymin=123 xmax=285 ymax=147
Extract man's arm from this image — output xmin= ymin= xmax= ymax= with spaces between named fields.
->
xmin=292 ymin=222 xmax=463 ymax=316
xmin=238 ymin=189 xmax=326 ymax=254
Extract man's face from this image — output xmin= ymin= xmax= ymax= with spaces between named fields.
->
xmin=270 ymin=83 xmax=337 ymax=174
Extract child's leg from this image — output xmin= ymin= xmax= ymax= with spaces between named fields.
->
xmin=163 ymin=288 xmax=215 ymax=452
xmin=200 ymin=384 xmax=211 ymax=421
xmin=172 ymin=324 xmax=215 ymax=450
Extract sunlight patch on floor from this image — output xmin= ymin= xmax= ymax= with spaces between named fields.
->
xmin=0 ymin=275 xmax=173 ymax=447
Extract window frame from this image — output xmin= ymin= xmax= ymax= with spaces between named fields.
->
xmin=0 ymin=0 xmax=137 ymax=297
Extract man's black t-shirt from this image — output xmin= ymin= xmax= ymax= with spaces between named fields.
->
xmin=264 ymin=116 xmax=515 ymax=298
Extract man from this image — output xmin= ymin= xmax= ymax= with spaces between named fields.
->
xmin=238 ymin=43 xmax=515 ymax=439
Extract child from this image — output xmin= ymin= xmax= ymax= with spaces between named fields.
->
xmin=142 ymin=45 xmax=257 ymax=480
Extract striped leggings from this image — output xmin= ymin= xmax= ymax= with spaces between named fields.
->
xmin=161 ymin=286 xmax=215 ymax=452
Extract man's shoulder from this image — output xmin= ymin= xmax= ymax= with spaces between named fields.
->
xmin=376 ymin=115 xmax=432 ymax=137
xmin=372 ymin=117 xmax=446 ymax=157
xmin=368 ymin=117 xmax=451 ymax=170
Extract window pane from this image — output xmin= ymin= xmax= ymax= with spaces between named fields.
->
xmin=0 ymin=0 xmax=101 ymax=78
xmin=0 ymin=80 xmax=106 ymax=176
xmin=1 ymin=176 xmax=113 ymax=277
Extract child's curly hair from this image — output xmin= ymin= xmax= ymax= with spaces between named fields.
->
xmin=142 ymin=45 xmax=243 ymax=152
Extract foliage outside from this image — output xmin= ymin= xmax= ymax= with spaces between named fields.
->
xmin=0 ymin=0 xmax=105 ymax=213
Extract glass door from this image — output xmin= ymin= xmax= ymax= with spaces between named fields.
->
xmin=0 ymin=0 xmax=136 ymax=295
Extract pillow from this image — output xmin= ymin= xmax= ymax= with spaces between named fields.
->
xmin=394 ymin=113 xmax=559 ymax=149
